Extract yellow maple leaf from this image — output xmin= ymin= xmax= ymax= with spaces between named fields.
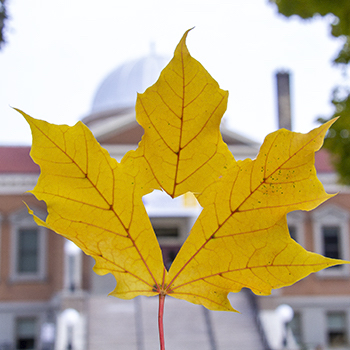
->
xmin=19 ymin=29 xmax=347 ymax=317
xmin=136 ymin=29 xmax=233 ymax=198
xmin=19 ymin=112 xmax=165 ymax=299
xmin=165 ymin=122 xmax=342 ymax=311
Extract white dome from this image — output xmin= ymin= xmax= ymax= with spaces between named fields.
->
xmin=91 ymin=52 xmax=169 ymax=114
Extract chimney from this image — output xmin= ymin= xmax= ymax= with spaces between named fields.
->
xmin=276 ymin=71 xmax=292 ymax=130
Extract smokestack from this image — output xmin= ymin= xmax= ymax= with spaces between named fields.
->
xmin=276 ymin=71 xmax=292 ymax=131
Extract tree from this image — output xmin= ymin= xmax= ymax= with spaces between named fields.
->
xmin=318 ymin=89 xmax=350 ymax=185
xmin=269 ymin=0 xmax=350 ymax=64
xmin=269 ymin=0 xmax=350 ymax=184
xmin=0 ymin=0 xmax=8 ymax=49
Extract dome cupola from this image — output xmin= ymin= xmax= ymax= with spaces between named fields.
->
xmin=91 ymin=50 xmax=168 ymax=114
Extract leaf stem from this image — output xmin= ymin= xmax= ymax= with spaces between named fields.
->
xmin=158 ymin=294 xmax=166 ymax=350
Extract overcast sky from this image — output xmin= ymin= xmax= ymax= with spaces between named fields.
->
xmin=0 ymin=0 xmax=346 ymax=145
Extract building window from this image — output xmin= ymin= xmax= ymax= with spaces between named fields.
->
xmin=10 ymin=208 xmax=47 ymax=281
xmin=153 ymin=227 xmax=179 ymax=238
xmin=322 ymin=226 xmax=341 ymax=260
xmin=327 ymin=312 xmax=348 ymax=347
xmin=160 ymin=246 xmax=181 ymax=270
xmin=150 ymin=217 xmax=188 ymax=245
xmin=17 ymin=228 xmax=39 ymax=274
xmin=312 ymin=205 xmax=349 ymax=277
xmin=150 ymin=217 xmax=190 ymax=269
xmin=16 ymin=317 xmax=37 ymax=350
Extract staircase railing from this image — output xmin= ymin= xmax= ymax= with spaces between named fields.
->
xmin=245 ymin=289 xmax=272 ymax=350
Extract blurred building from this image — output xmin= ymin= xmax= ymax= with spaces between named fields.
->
xmin=259 ymin=148 xmax=350 ymax=350
xmin=257 ymin=72 xmax=350 ymax=350
xmin=0 ymin=51 xmax=349 ymax=350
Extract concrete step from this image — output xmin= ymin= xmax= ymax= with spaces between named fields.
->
xmin=87 ymin=290 xmax=265 ymax=350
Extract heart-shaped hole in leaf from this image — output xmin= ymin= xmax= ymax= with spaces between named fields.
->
xmin=143 ymin=190 xmax=202 ymax=269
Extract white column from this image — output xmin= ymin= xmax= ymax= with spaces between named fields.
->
xmin=64 ymin=240 xmax=82 ymax=292
xmin=55 ymin=308 xmax=85 ymax=350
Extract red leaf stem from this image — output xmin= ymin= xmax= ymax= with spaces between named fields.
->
xmin=158 ymin=294 xmax=166 ymax=350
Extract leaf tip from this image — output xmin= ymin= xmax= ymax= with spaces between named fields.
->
xmin=175 ymin=28 xmax=195 ymax=56
xmin=324 ymin=116 xmax=339 ymax=129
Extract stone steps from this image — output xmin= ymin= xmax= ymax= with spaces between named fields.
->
xmin=87 ymin=290 xmax=265 ymax=350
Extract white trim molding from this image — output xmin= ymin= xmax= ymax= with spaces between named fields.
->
xmin=9 ymin=207 xmax=47 ymax=282
xmin=287 ymin=211 xmax=306 ymax=247
xmin=312 ymin=204 xmax=350 ymax=278
xmin=0 ymin=174 xmax=38 ymax=194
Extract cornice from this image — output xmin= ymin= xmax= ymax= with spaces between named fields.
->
xmin=0 ymin=174 xmax=39 ymax=194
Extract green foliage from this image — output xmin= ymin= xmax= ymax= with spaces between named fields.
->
xmin=334 ymin=38 xmax=350 ymax=66
xmin=270 ymin=0 xmax=348 ymax=21
xmin=270 ymin=0 xmax=350 ymax=184
xmin=319 ymin=89 xmax=350 ymax=184
xmin=0 ymin=0 xmax=8 ymax=49
xmin=269 ymin=0 xmax=350 ymax=65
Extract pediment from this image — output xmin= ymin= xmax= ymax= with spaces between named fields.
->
xmin=85 ymin=109 xmax=259 ymax=150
